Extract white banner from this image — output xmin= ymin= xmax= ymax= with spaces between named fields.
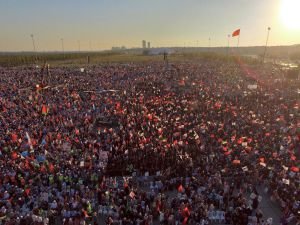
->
xmin=247 ymin=84 xmax=257 ymax=90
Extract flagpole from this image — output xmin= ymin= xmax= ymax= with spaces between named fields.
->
xmin=236 ymin=32 xmax=240 ymax=59
xmin=237 ymin=34 xmax=240 ymax=48
xmin=227 ymin=35 xmax=230 ymax=57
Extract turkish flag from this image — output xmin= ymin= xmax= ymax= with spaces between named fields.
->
xmin=41 ymin=104 xmax=48 ymax=115
xmin=291 ymin=166 xmax=299 ymax=172
xmin=232 ymin=29 xmax=240 ymax=37
xmin=178 ymin=184 xmax=184 ymax=193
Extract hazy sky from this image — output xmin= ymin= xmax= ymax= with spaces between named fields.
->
xmin=0 ymin=0 xmax=300 ymax=51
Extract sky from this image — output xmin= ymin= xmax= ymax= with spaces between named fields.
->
xmin=0 ymin=0 xmax=300 ymax=51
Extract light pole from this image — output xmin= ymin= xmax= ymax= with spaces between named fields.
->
xmin=78 ymin=40 xmax=80 ymax=52
xmin=61 ymin=38 xmax=65 ymax=58
xmin=209 ymin=37 xmax=211 ymax=51
xmin=30 ymin=34 xmax=37 ymax=61
xmin=262 ymin=27 xmax=271 ymax=64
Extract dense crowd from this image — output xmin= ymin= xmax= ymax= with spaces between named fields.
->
xmin=0 ymin=60 xmax=299 ymax=225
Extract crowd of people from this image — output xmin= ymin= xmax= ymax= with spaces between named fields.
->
xmin=0 ymin=59 xmax=299 ymax=225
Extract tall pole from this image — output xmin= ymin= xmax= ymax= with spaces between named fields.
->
xmin=61 ymin=38 xmax=65 ymax=59
xmin=30 ymin=34 xmax=37 ymax=61
xmin=236 ymin=33 xmax=240 ymax=59
xmin=209 ymin=37 xmax=211 ymax=48
xmin=227 ymin=35 xmax=230 ymax=57
xmin=262 ymin=27 xmax=271 ymax=64
xmin=30 ymin=34 xmax=36 ymax=52
xmin=78 ymin=40 xmax=80 ymax=52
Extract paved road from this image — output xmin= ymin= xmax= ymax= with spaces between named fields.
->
xmin=256 ymin=185 xmax=282 ymax=225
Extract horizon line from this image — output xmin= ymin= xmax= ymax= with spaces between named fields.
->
xmin=0 ymin=44 xmax=299 ymax=54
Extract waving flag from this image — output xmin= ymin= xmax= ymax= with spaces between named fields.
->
xmin=178 ymin=184 xmax=184 ymax=192
xmin=41 ymin=104 xmax=49 ymax=115
xmin=232 ymin=29 xmax=240 ymax=37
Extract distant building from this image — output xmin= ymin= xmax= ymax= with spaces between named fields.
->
xmin=112 ymin=46 xmax=126 ymax=51
xmin=142 ymin=40 xmax=146 ymax=49
xmin=147 ymin=42 xmax=151 ymax=48
xmin=112 ymin=47 xmax=121 ymax=51
xmin=147 ymin=48 xmax=174 ymax=55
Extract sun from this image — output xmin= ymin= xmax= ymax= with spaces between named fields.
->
xmin=280 ymin=0 xmax=300 ymax=29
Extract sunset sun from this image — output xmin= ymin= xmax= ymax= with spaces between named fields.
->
xmin=280 ymin=0 xmax=300 ymax=29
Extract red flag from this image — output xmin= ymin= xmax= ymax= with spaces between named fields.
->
xmin=224 ymin=151 xmax=232 ymax=156
xmin=129 ymin=191 xmax=135 ymax=199
xmin=232 ymin=159 xmax=240 ymax=164
xmin=183 ymin=207 xmax=190 ymax=217
xmin=75 ymin=128 xmax=80 ymax=135
xmin=11 ymin=133 xmax=18 ymax=142
xmin=49 ymin=163 xmax=55 ymax=173
xmin=82 ymin=209 xmax=89 ymax=218
xmin=232 ymin=29 xmax=240 ymax=37
xmin=237 ymin=138 xmax=243 ymax=144
xmin=291 ymin=166 xmax=299 ymax=172
xmin=178 ymin=184 xmax=184 ymax=193
xmin=42 ymin=104 xmax=49 ymax=115
xmin=11 ymin=151 xmax=18 ymax=160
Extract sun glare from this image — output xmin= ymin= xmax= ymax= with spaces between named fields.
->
xmin=280 ymin=0 xmax=300 ymax=29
